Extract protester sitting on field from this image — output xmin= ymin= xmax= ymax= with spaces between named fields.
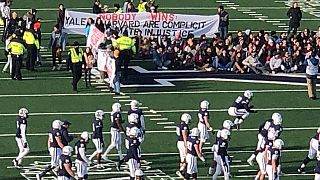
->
xmin=152 ymin=46 xmax=170 ymax=70
xmin=266 ymin=52 xmax=283 ymax=74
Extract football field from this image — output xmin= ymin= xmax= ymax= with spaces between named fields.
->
xmin=1 ymin=0 xmax=320 ymax=179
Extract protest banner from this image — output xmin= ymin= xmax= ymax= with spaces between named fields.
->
xmin=86 ymin=25 xmax=105 ymax=57
xmin=64 ymin=10 xmax=219 ymax=38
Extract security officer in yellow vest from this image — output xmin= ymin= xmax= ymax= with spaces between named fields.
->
xmin=23 ymin=28 xmax=38 ymax=71
xmin=8 ymin=30 xmax=26 ymax=80
xmin=137 ymin=0 xmax=147 ymax=12
xmin=112 ymin=29 xmax=136 ymax=83
xmin=68 ymin=41 xmax=85 ymax=92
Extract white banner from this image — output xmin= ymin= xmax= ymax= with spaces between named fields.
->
xmin=64 ymin=10 xmax=219 ymax=38
xmin=86 ymin=25 xmax=105 ymax=57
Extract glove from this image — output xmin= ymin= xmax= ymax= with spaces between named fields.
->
xmin=23 ymin=142 xmax=28 ymax=148
xmin=143 ymin=130 xmax=146 ymax=134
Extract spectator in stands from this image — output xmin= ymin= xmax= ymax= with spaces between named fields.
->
xmin=281 ymin=51 xmax=297 ymax=73
xmin=287 ymin=2 xmax=302 ymax=36
xmin=152 ymin=46 xmax=170 ymax=70
xmin=114 ymin=3 xmax=123 ymax=13
xmin=137 ymin=0 xmax=147 ymax=12
xmin=218 ymin=5 xmax=229 ymax=39
xmin=48 ymin=24 xmax=62 ymax=71
xmin=217 ymin=49 xmax=232 ymax=71
xmin=242 ymin=52 xmax=265 ymax=74
xmin=95 ymin=17 xmax=105 ymax=33
xmin=93 ymin=0 xmax=102 ymax=14
xmin=266 ymin=52 xmax=282 ymax=74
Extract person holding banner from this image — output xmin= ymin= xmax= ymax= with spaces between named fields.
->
xmin=112 ymin=30 xmax=136 ymax=83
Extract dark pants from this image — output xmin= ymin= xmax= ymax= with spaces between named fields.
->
xmin=119 ymin=49 xmax=131 ymax=81
xmin=72 ymin=63 xmax=82 ymax=91
xmin=11 ymin=55 xmax=22 ymax=80
xmin=84 ymin=68 xmax=92 ymax=87
xmin=26 ymin=44 xmax=37 ymax=70
xmin=287 ymin=26 xmax=298 ymax=36
xmin=2 ymin=17 xmax=7 ymax=42
xmin=219 ymin=26 xmax=228 ymax=39
xmin=52 ymin=47 xmax=61 ymax=67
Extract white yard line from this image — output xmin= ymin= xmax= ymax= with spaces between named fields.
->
xmin=0 ymin=127 xmax=314 ymax=137
xmin=0 ymin=93 xmax=113 ymax=98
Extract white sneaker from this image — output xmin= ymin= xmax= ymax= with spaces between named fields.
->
xmin=176 ymin=171 xmax=183 ymax=178
xmin=52 ymin=66 xmax=56 ymax=71
xmin=161 ymin=66 xmax=168 ymax=70
xmin=12 ymin=159 xmax=18 ymax=167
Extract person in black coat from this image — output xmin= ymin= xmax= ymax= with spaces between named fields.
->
xmin=287 ymin=2 xmax=302 ymax=36
xmin=93 ymin=0 xmax=102 ymax=14
xmin=218 ymin=5 xmax=229 ymax=39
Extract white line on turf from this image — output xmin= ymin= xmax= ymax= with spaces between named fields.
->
xmin=0 ymin=127 xmax=314 ymax=137
xmin=238 ymin=169 xmax=257 ymax=172
xmin=144 ymin=114 xmax=162 ymax=117
xmin=149 ymin=118 xmax=168 ymax=121
xmin=164 ymin=126 xmax=177 ymax=129
xmin=156 ymin=122 xmax=175 ymax=125
xmin=0 ymin=93 xmax=113 ymax=98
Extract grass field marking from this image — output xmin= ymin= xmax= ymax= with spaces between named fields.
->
xmin=144 ymin=114 xmax=162 ymax=117
xmin=0 ymin=127 xmax=316 ymax=137
xmin=149 ymin=118 xmax=167 ymax=121
xmin=118 ymin=99 xmax=133 ymax=102
xmin=0 ymin=92 xmax=114 ymax=98
xmin=128 ymin=89 xmax=308 ymax=95
xmin=156 ymin=122 xmax=175 ymax=125
xmin=164 ymin=126 xmax=177 ymax=129
xmin=113 ymin=96 xmax=131 ymax=99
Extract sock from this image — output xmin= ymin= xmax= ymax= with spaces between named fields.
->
xmin=208 ymin=167 xmax=214 ymax=175
xmin=89 ymin=151 xmax=98 ymax=160
xmin=301 ymin=157 xmax=311 ymax=168
xmin=248 ymin=154 xmax=256 ymax=161
xmin=254 ymin=175 xmax=259 ymax=180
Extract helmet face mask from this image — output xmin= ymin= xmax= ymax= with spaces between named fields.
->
xmin=272 ymin=113 xmax=282 ymax=125
xmin=95 ymin=110 xmax=105 ymax=120
xmin=223 ymin=120 xmax=233 ymax=130
xmin=130 ymin=100 xmax=139 ymax=110
xmin=19 ymin=108 xmax=29 ymax=118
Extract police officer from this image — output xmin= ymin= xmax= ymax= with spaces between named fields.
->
xmin=68 ymin=41 xmax=84 ymax=92
xmin=61 ymin=121 xmax=74 ymax=146
xmin=7 ymin=31 xmax=25 ymax=80
xmin=137 ymin=0 xmax=147 ymax=12
xmin=23 ymin=27 xmax=38 ymax=71
xmin=112 ymin=30 xmax=136 ymax=83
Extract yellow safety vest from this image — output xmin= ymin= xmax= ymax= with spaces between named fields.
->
xmin=137 ymin=2 xmax=147 ymax=12
xmin=112 ymin=36 xmax=136 ymax=54
xmin=8 ymin=39 xmax=25 ymax=55
xmin=115 ymin=8 xmax=123 ymax=14
xmin=69 ymin=48 xmax=83 ymax=63
xmin=23 ymin=31 xmax=36 ymax=45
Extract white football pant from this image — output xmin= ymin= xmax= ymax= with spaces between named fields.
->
xmin=103 ymin=128 xmax=123 ymax=160
xmin=49 ymin=147 xmax=62 ymax=167
xmin=15 ymin=137 xmax=30 ymax=164
xmin=177 ymin=141 xmax=187 ymax=162
xmin=212 ymin=155 xmax=230 ymax=180
xmin=198 ymin=122 xmax=208 ymax=142
xmin=75 ymin=160 xmax=88 ymax=178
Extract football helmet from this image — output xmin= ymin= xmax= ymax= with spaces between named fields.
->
xmin=135 ymin=169 xmax=144 ymax=176
xmin=112 ymin=103 xmax=121 ymax=112
xmin=95 ymin=110 xmax=104 ymax=120
xmin=128 ymin=113 xmax=139 ymax=124
xmin=220 ymin=129 xmax=229 ymax=140
xmin=62 ymin=146 xmax=73 ymax=156
xmin=200 ymin=100 xmax=209 ymax=109
xmin=244 ymin=90 xmax=253 ymax=99
xmin=18 ymin=108 xmax=29 ymax=118
xmin=223 ymin=120 xmax=234 ymax=130
xmin=81 ymin=131 xmax=90 ymax=142
xmin=52 ymin=120 xmax=62 ymax=129
xmin=129 ymin=127 xmax=139 ymax=137
xmin=181 ymin=113 xmax=191 ymax=124
xmin=130 ymin=100 xmax=139 ymax=110
xmin=272 ymin=113 xmax=282 ymax=125
xmin=273 ymin=139 xmax=284 ymax=150
xmin=190 ymin=128 xmax=200 ymax=137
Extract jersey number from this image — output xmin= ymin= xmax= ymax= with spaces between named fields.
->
xmin=187 ymin=141 xmax=193 ymax=151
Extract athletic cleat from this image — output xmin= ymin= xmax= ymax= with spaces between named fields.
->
xmin=12 ymin=159 xmax=18 ymax=167
xmin=102 ymin=155 xmax=109 ymax=161
xmin=36 ymin=174 xmax=42 ymax=180
xmin=176 ymin=171 xmax=184 ymax=178
xmin=247 ymin=159 xmax=254 ymax=166
xmin=236 ymin=124 xmax=240 ymax=131
xmin=297 ymin=167 xmax=305 ymax=174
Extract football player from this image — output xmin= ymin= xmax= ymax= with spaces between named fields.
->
xmin=315 ymin=153 xmax=320 ymax=180
xmin=266 ymin=139 xmax=284 ymax=180
xmin=228 ymin=90 xmax=257 ymax=130
xmin=120 ymin=127 xmax=141 ymax=180
xmin=176 ymin=113 xmax=191 ymax=178
xmin=89 ymin=110 xmax=105 ymax=168
xmin=185 ymin=128 xmax=206 ymax=180
xmin=247 ymin=113 xmax=283 ymax=166
xmin=75 ymin=131 xmax=91 ymax=180
xmin=209 ymin=120 xmax=233 ymax=176
xmin=102 ymin=103 xmax=125 ymax=161
xmin=198 ymin=100 xmax=214 ymax=154
xmin=37 ymin=120 xmax=64 ymax=179
xmin=13 ymin=108 xmax=30 ymax=167
xmin=297 ymin=127 xmax=320 ymax=173
xmin=128 ymin=100 xmax=145 ymax=133
xmin=212 ymin=129 xmax=231 ymax=180
xmin=57 ymin=146 xmax=76 ymax=180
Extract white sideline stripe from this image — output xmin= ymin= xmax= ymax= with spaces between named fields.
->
xmin=0 ymin=107 xmax=319 ymax=117
xmin=0 ymin=77 xmax=72 ymax=80
xmin=0 ymin=93 xmax=113 ymax=98
xmin=128 ymin=89 xmax=307 ymax=95
xmin=113 ymin=96 xmax=130 ymax=99
xmin=249 ymin=13 xmax=262 ymax=16
xmin=164 ymin=126 xmax=177 ymax=129
xmin=150 ymin=118 xmax=168 ymax=121
xmin=144 ymin=114 xmax=161 ymax=117
xmin=0 ymin=127 xmax=314 ymax=137
xmin=156 ymin=122 xmax=175 ymax=125
xmin=118 ymin=99 xmax=133 ymax=102
xmin=149 ymin=107 xmax=320 ymax=113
